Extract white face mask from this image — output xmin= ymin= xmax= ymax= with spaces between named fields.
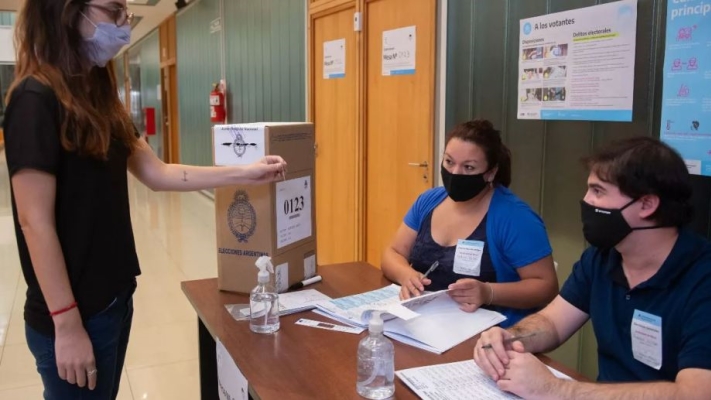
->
xmin=81 ymin=12 xmax=131 ymax=67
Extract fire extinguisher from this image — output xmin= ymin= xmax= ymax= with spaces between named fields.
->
xmin=209 ymin=82 xmax=226 ymax=123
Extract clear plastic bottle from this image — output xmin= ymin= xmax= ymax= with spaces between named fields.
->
xmin=249 ymin=256 xmax=280 ymax=334
xmin=356 ymin=312 xmax=395 ymax=399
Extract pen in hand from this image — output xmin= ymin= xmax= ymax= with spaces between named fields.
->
xmin=421 ymin=261 xmax=439 ymax=280
xmin=481 ymin=332 xmax=538 ymax=349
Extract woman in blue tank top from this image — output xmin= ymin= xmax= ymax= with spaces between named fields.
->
xmin=381 ymin=120 xmax=558 ymax=327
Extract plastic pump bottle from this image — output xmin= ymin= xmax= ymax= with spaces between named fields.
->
xmin=249 ymin=256 xmax=280 ymax=334
xmin=356 ymin=312 xmax=395 ymax=399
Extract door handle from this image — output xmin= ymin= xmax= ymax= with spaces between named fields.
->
xmin=408 ymin=161 xmax=429 ymax=168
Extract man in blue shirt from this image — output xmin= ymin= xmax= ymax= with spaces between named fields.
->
xmin=474 ymin=137 xmax=711 ymax=399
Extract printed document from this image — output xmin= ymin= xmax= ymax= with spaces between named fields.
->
xmin=316 ymin=285 xmax=506 ymax=353
xmin=396 ymin=360 xmax=573 ymax=400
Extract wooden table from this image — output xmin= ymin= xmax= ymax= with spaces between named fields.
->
xmin=182 ymin=262 xmax=586 ymax=400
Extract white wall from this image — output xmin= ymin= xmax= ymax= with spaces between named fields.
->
xmin=0 ymin=26 xmax=14 ymax=63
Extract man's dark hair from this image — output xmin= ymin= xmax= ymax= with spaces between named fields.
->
xmin=583 ymin=137 xmax=693 ymax=226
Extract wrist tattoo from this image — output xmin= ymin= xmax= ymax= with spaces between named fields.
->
xmin=182 ymin=171 xmax=188 ymax=182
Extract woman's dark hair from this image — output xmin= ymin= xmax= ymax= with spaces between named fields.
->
xmin=583 ymin=137 xmax=693 ymax=226
xmin=445 ymin=119 xmax=512 ymax=187
xmin=5 ymin=0 xmax=137 ymax=159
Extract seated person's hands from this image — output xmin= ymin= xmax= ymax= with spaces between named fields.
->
xmin=496 ymin=344 xmax=555 ymax=399
xmin=473 ymin=327 xmax=524 ymax=381
xmin=448 ymin=278 xmax=492 ymax=312
xmin=398 ymin=270 xmax=431 ymax=300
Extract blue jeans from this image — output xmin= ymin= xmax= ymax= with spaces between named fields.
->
xmin=25 ymin=284 xmax=135 ymax=400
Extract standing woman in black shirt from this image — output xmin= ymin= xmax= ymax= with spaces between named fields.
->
xmin=2 ymin=1 xmax=287 ymax=399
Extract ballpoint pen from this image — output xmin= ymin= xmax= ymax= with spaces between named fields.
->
xmin=481 ymin=332 xmax=538 ymax=349
xmin=422 ymin=261 xmax=439 ymax=279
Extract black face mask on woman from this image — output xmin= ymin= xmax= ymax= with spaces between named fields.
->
xmin=580 ymin=198 xmax=662 ymax=249
xmin=441 ymin=165 xmax=489 ymax=202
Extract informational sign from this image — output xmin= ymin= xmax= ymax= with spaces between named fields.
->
xmin=517 ymin=1 xmax=638 ymax=121
xmin=323 ymin=38 xmax=346 ymax=79
xmin=659 ymin=0 xmax=711 ymax=176
xmin=210 ymin=17 xmax=222 ymax=34
xmin=275 ymin=176 xmax=312 ymax=249
xmin=382 ymin=26 xmax=416 ymax=76
xmin=0 ymin=26 xmax=14 ymax=63
xmin=213 ymin=125 xmax=266 ymax=166
xmin=216 ymin=338 xmax=249 ymax=400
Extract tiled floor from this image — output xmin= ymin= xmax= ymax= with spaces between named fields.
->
xmin=0 ymin=150 xmax=217 ymax=399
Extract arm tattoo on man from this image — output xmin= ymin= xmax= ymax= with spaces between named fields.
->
xmin=182 ymin=171 xmax=188 ymax=182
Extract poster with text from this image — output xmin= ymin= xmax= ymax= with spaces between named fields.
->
xmin=382 ymin=26 xmax=416 ymax=76
xmin=517 ymin=0 xmax=638 ymax=121
xmin=660 ymin=0 xmax=711 ymax=176
xmin=323 ymin=38 xmax=346 ymax=79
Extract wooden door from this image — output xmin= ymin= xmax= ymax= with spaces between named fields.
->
xmin=159 ymin=14 xmax=179 ymax=164
xmin=310 ymin=1 xmax=362 ymax=264
xmin=364 ymin=0 xmax=436 ymax=267
xmin=163 ymin=65 xmax=180 ymax=164
xmin=160 ymin=67 xmax=171 ymax=161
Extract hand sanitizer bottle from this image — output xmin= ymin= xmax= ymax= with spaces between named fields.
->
xmin=356 ymin=312 xmax=395 ymax=399
xmin=249 ymin=256 xmax=280 ymax=334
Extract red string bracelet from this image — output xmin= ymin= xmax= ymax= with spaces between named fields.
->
xmin=49 ymin=302 xmax=77 ymax=317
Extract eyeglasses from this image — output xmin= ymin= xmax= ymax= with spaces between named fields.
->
xmin=85 ymin=3 xmax=134 ymax=27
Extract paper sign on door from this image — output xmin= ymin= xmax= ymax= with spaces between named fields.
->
xmin=324 ymin=38 xmax=346 ymax=79
xmin=453 ymin=240 xmax=485 ymax=277
xmin=382 ymin=26 xmax=416 ymax=76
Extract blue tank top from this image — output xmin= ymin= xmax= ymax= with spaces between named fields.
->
xmin=408 ymin=210 xmax=497 ymax=290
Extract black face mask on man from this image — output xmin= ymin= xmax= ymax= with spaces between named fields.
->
xmin=580 ymin=198 xmax=661 ymax=249
xmin=441 ymin=164 xmax=490 ymax=202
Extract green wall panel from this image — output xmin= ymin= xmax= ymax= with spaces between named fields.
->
xmin=223 ymin=0 xmax=306 ymax=123
xmin=177 ymin=0 xmax=221 ymax=166
xmin=139 ymin=31 xmax=164 ymax=159
xmin=175 ymin=0 xmax=306 ymax=167
xmin=447 ymin=0 xmax=666 ymax=379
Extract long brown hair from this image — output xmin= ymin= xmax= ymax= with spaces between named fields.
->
xmin=5 ymin=0 xmax=137 ymax=159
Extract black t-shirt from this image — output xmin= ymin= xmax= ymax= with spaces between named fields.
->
xmin=2 ymin=77 xmax=140 ymax=336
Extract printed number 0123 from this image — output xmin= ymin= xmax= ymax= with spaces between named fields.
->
xmin=284 ymin=196 xmax=305 ymax=215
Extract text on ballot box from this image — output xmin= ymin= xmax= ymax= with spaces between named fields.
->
xmin=276 ymin=176 xmax=312 ymax=249
xmin=212 ymin=123 xmax=317 ymax=294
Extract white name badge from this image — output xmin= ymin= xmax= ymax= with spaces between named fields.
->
xmin=631 ymin=309 xmax=663 ymax=370
xmin=453 ymin=240 xmax=485 ymax=277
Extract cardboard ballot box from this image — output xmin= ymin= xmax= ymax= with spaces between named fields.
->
xmin=212 ymin=123 xmax=317 ymax=294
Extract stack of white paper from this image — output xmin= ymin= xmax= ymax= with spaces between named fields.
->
xmin=315 ymin=284 xmax=507 ymax=354
xmin=396 ymin=360 xmax=573 ymax=400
